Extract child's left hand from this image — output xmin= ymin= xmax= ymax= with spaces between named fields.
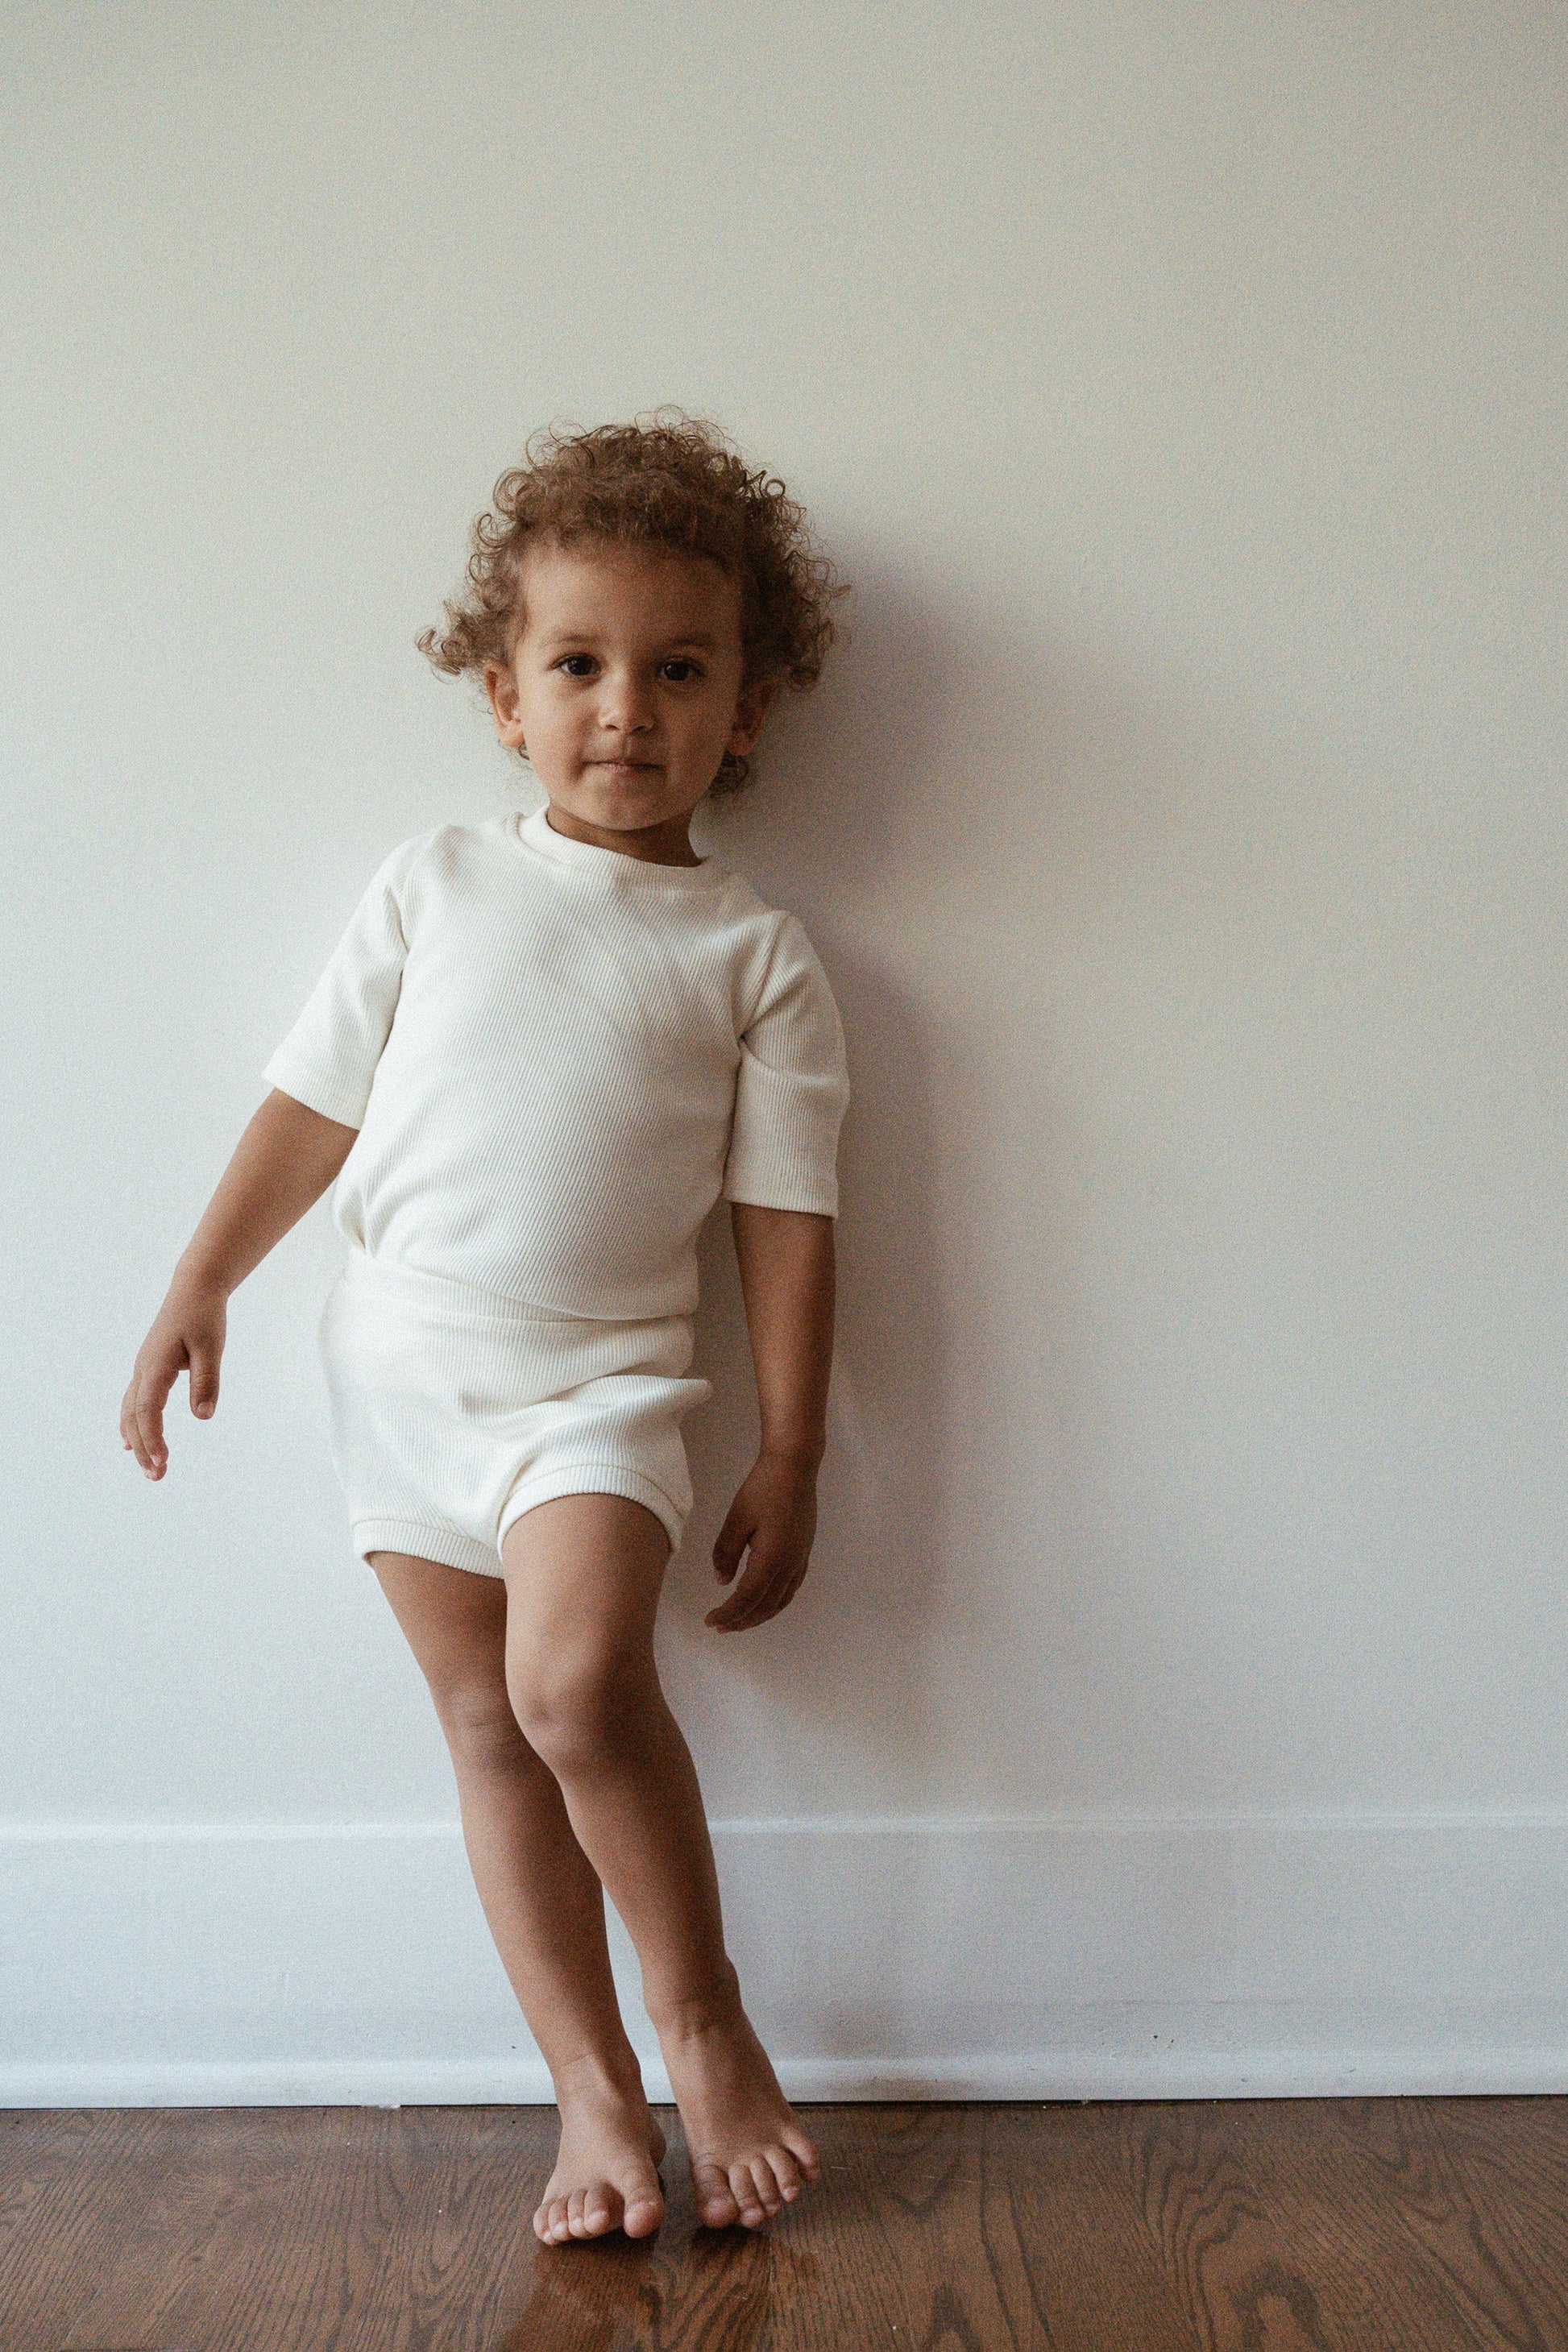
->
xmin=706 ymin=1452 xmax=819 ymax=1632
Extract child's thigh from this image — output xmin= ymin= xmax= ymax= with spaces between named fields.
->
xmin=499 ymin=1493 xmax=672 ymax=1667
xmin=368 ymin=1548 xmax=509 ymax=1700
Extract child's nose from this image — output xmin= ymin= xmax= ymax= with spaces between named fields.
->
xmin=598 ymin=670 xmax=656 ymax=732
xmin=597 ymin=672 xmax=653 ymax=715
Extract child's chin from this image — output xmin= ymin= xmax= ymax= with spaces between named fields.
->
xmin=581 ymin=782 xmax=690 ymax=824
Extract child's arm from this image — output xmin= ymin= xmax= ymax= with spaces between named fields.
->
xmin=707 ymin=1202 xmax=836 ymax=1632
xmin=120 ymin=1089 xmax=358 ymax=1481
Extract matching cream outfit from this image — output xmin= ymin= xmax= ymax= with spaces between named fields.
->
xmin=264 ymin=805 xmax=850 ymax=1570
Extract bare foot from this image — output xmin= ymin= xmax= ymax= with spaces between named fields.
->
xmin=656 ymin=1980 xmax=821 ymax=2230
xmin=533 ymin=2076 xmax=668 ymax=2245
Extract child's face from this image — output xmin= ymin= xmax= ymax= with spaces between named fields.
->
xmin=483 ymin=538 xmax=772 ymax=852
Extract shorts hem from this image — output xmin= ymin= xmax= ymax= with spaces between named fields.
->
xmin=351 ymin=1518 xmax=504 ymax=1580
xmin=497 ymin=1465 xmax=687 ymax=1554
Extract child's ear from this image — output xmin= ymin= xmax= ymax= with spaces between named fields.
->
xmin=728 ymin=676 xmax=777 ymax=757
xmin=483 ymin=658 xmax=525 ymax=749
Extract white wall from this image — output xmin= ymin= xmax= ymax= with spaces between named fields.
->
xmin=5 ymin=0 xmax=1566 ymax=2101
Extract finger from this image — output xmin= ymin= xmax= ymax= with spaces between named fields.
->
xmin=762 ymin=1567 xmax=808 ymax=1623
xmin=709 ymin=1592 xmax=775 ymax=1632
xmin=187 ymin=1347 xmax=220 ymax=1420
xmin=711 ymin=1508 xmax=757 ymax=1586
xmin=130 ymin=1362 xmax=178 ymax=1476
xmin=706 ymin=1551 xmax=797 ymax=1630
xmin=728 ymin=1574 xmax=806 ymax=1632
xmin=731 ymin=1556 xmax=803 ymax=1626
xmin=134 ymin=1415 xmax=167 ymax=1475
xmin=120 ymin=1400 xmax=146 ymax=1469
xmin=704 ymin=1553 xmax=777 ymax=1626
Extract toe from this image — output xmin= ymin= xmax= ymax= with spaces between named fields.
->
xmin=748 ymin=2155 xmax=783 ymax=2217
xmin=623 ymin=2188 xmax=662 ymax=2238
xmin=730 ymin=2160 xmax=768 ymax=2226
xmin=567 ymin=2188 xmax=591 ymax=2238
xmin=583 ymin=2187 xmax=614 ymax=2235
xmin=694 ymin=2160 xmax=741 ymax=2228
xmin=767 ymin=2143 xmax=805 ymax=2200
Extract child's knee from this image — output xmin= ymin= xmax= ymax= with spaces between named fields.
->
xmin=434 ymin=1674 xmax=530 ymax=1776
xmin=508 ymin=1647 xmax=652 ymax=1776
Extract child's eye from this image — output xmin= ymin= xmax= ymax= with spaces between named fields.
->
xmin=550 ymin=653 xmax=700 ymax=682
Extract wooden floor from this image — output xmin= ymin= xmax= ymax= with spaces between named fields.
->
xmin=3 ymin=2097 xmax=1566 ymax=2350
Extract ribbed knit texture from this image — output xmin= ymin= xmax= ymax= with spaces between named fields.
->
xmin=316 ymin=1244 xmax=711 ymax=1569
xmin=263 ymin=806 xmax=850 ymax=1320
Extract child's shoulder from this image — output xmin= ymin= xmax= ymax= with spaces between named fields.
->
xmin=362 ymin=815 xmax=812 ymax=955
xmin=356 ymin=815 xmax=518 ymax=902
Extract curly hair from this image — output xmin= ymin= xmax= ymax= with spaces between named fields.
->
xmin=417 ymin=409 xmax=848 ymax=794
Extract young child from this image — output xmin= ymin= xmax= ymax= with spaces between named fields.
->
xmin=120 ymin=413 xmax=851 ymax=2246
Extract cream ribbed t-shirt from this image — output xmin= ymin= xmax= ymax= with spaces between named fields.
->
xmin=263 ymin=805 xmax=850 ymax=1321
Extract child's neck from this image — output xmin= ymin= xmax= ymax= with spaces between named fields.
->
xmin=543 ymin=801 xmax=705 ymax=869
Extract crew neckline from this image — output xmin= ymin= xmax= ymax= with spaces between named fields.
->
xmin=509 ymin=804 xmax=728 ymax=893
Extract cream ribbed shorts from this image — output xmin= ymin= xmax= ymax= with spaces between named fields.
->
xmin=315 ymin=1246 xmax=713 ymax=1576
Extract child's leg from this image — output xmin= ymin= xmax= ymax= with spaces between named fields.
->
xmin=499 ymin=1493 xmax=822 ymax=2232
xmin=367 ymin=1550 xmax=666 ymax=2243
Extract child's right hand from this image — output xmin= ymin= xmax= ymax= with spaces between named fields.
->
xmin=120 ymin=1276 xmax=228 ymax=1479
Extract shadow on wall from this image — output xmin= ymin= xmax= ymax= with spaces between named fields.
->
xmin=678 ymin=953 xmax=948 ymax=1804
xmin=666 ymin=558 xmax=981 ymax=1810
xmin=661 ymin=538 xmax=1350 ymax=1815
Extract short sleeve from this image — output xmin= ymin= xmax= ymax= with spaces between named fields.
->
xmin=261 ymin=834 xmax=426 ymax=1129
xmin=722 ymin=915 xmax=851 ymax=1216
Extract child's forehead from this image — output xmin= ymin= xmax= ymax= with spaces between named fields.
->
xmin=515 ymin=536 xmax=742 ymax=640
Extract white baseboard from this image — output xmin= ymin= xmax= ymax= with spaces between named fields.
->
xmin=7 ymin=2046 xmax=1568 ymax=2110
xmin=5 ymin=1813 xmax=1568 ymax=2106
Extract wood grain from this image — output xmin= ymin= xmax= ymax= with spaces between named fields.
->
xmin=3 ymin=2098 xmax=1566 ymax=2350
